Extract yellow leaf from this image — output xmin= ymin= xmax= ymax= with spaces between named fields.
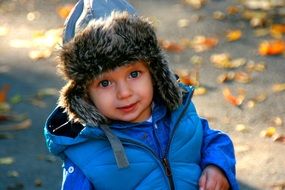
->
xmin=272 ymin=83 xmax=285 ymax=93
xmin=194 ymin=86 xmax=207 ymax=96
xmin=258 ymin=40 xmax=285 ymax=56
xmin=226 ymin=30 xmax=242 ymax=42
xmin=57 ymin=4 xmax=74 ymax=19
xmin=29 ymin=50 xmax=52 ymax=60
xmin=260 ymin=127 xmax=276 ymax=138
xmin=177 ymin=19 xmax=190 ymax=28
xmin=159 ymin=39 xmax=185 ymax=53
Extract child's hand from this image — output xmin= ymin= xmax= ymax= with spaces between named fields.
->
xmin=199 ymin=165 xmax=230 ymax=190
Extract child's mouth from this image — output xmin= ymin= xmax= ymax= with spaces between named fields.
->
xmin=117 ymin=103 xmax=137 ymax=112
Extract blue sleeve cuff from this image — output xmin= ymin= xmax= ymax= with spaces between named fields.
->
xmin=61 ymin=159 xmax=94 ymax=190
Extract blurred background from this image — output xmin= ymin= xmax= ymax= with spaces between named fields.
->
xmin=0 ymin=0 xmax=285 ymax=189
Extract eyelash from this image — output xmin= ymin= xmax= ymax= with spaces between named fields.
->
xmin=98 ymin=71 xmax=142 ymax=88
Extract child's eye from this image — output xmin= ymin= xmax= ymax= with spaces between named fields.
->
xmin=99 ymin=80 xmax=111 ymax=87
xmin=129 ymin=71 xmax=141 ymax=79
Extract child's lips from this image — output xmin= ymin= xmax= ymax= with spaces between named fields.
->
xmin=117 ymin=102 xmax=137 ymax=112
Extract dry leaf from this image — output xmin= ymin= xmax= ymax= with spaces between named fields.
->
xmin=0 ymin=119 xmax=31 ymax=131
xmin=190 ymin=55 xmax=203 ymax=65
xmin=272 ymin=116 xmax=283 ymax=126
xmin=184 ymin=0 xmax=206 ymax=9
xmin=0 ymin=157 xmax=14 ymax=165
xmin=29 ymin=49 xmax=52 ymax=60
xmin=217 ymin=72 xmax=235 ymax=83
xmin=175 ymin=69 xmax=199 ymax=86
xmin=226 ymin=6 xmax=240 ymax=15
xmin=194 ymin=86 xmax=207 ymax=96
xmin=272 ymin=83 xmax=285 ymax=93
xmin=273 ymin=135 xmax=285 ymax=144
xmin=177 ymin=19 xmax=190 ymax=28
xmin=270 ymin=24 xmax=285 ymax=38
xmin=191 ymin=36 xmax=218 ymax=52
xmin=246 ymin=62 xmax=266 ymax=72
xmin=210 ymin=53 xmax=231 ymax=68
xmin=258 ymin=40 xmax=285 ymax=56
xmin=222 ymin=88 xmax=245 ymax=106
xmin=159 ymin=39 xmax=185 ymax=53
xmin=34 ymin=179 xmax=43 ymax=187
xmin=57 ymin=4 xmax=74 ymax=19
xmin=7 ymin=170 xmax=19 ymax=178
xmin=234 ymin=71 xmax=252 ymax=83
xmin=36 ymin=88 xmax=58 ymax=98
xmin=0 ymin=84 xmax=10 ymax=103
xmin=260 ymin=127 xmax=276 ymax=137
xmin=212 ymin=11 xmax=226 ymax=20
xmin=0 ymin=102 xmax=10 ymax=113
xmin=235 ymin=124 xmax=248 ymax=132
xmin=226 ymin=30 xmax=242 ymax=42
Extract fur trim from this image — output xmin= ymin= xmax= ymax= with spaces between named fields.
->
xmin=58 ymin=11 xmax=182 ymax=126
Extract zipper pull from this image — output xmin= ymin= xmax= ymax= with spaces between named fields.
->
xmin=162 ymin=158 xmax=172 ymax=176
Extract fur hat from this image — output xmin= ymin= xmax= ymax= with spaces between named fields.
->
xmin=58 ymin=11 xmax=182 ymax=126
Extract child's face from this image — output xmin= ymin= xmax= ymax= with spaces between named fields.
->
xmin=88 ymin=61 xmax=153 ymax=123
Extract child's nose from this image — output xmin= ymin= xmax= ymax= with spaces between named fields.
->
xmin=116 ymin=81 xmax=132 ymax=99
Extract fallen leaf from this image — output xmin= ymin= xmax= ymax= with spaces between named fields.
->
xmin=226 ymin=30 xmax=242 ymax=42
xmin=175 ymin=69 xmax=199 ymax=86
xmin=191 ymin=36 xmax=218 ymax=52
xmin=270 ymin=24 xmax=285 ymax=37
xmin=216 ymin=72 xmax=235 ymax=83
xmin=212 ymin=11 xmax=226 ymax=20
xmin=272 ymin=83 xmax=285 ymax=93
xmin=0 ymin=102 xmax=10 ymax=113
xmin=57 ymin=4 xmax=74 ymax=19
xmin=177 ymin=19 xmax=190 ymax=28
xmin=9 ymin=95 xmax=22 ymax=104
xmin=0 ymin=157 xmax=14 ymax=165
xmin=29 ymin=49 xmax=52 ymax=60
xmin=258 ymin=40 xmax=285 ymax=56
xmin=226 ymin=6 xmax=240 ymax=15
xmin=0 ymin=84 xmax=10 ymax=103
xmin=7 ymin=170 xmax=19 ymax=178
xmin=260 ymin=127 xmax=276 ymax=138
xmin=34 ymin=178 xmax=43 ymax=187
xmin=222 ymin=88 xmax=245 ymax=107
xmin=235 ymin=144 xmax=251 ymax=153
xmin=159 ymin=39 xmax=185 ymax=53
xmin=194 ymin=86 xmax=207 ymax=96
xmin=273 ymin=135 xmax=285 ymax=144
xmin=0 ymin=119 xmax=32 ymax=131
xmin=190 ymin=55 xmax=203 ymax=65
xmin=246 ymin=61 xmax=266 ymax=72
xmin=235 ymin=124 xmax=248 ymax=132
xmin=272 ymin=116 xmax=283 ymax=126
xmin=234 ymin=71 xmax=252 ymax=83
xmin=36 ymin=88 xmax=58 ymax=99
xmin=210 ymin=53 xmax=232 ymax=69
xmin=183 ymin=0 xmax=206 ymax=9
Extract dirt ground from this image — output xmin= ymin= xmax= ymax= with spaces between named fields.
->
xmin=0 ymin=0 xmax=285 ymax=189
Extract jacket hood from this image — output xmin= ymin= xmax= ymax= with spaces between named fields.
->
xmin=45 ymin=85 xmax=192 ymax=157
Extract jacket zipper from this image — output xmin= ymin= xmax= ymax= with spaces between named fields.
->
xmin=162 ymin=88 xmax=194 ymax=190
xmin=106 ymin=88 xmax=194 ymax=190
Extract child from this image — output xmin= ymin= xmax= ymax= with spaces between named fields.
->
xmin=44 ymin=0 xmax=239 ymax=189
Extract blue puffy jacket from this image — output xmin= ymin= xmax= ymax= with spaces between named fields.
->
xmin=44 ymin=86 xmax=239 ymax=190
